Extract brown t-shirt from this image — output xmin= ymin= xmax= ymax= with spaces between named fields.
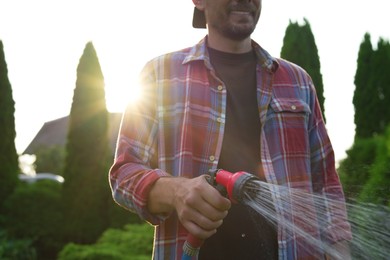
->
xmin=199 ymin=47 xmax=278 ymax=260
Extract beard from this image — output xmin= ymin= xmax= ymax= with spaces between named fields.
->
xmin=220 ymin=21 xmax=258 ymax=41
xmin=209 ymin=2 xmax=261 ymax=41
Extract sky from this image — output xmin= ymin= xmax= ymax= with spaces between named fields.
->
xmin=0 ymin=0 xmax=389 ymax=163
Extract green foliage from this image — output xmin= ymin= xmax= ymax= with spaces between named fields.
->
xmin=359 ymin=126 xmax=390 ymax=205
xmin=380 ymin=41 xmax=390 ymax=129
xmin=339 ymin=125 xmax=390 ymax=205
xmin=58 ymin=243 xmax=124 ymax=260
xmin=3 ymin=181 xmax=64 ymax=259
xmin=58 ymin=224 xmax=154 ymax=260
xmin=354 ymin=34 xmax=390 ymax=138
xmin=33 ymin=144 xmax=137 ymax=230
xmin=280 ymin=18 xmax=326 ymax=122
xmin=338 ymin=137 xmax=380 ymax=199
xmin=62 ymin=42 xmax=111 ymax=244
xmin=0 ymin=40 xmax=19 ymax=211
xmin=347 ymin=202 xmax=390 ymax=259
xmin=349 ymin=33 xmax=390 ymax=204
xmin=369 ymin=39 xmax=390 ymax=134
xmin=0 ymin=231 xmax=37 ymax=260
xmin=353 ymin=33 xmax=373 ymax=138
xmin=34 ymin=145 xmax=66 ymax=175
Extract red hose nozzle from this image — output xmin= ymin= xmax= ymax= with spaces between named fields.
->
xmin=214 ymin=169 xmax=259 ymax=203
xmin=183 ymin=169 xmax=259 ymax=258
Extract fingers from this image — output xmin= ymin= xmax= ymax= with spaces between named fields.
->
xmin=183 ymin=218 xmax=219 ymax=240
xmin=199 ymin=176 xmax=231 ymax=211
xmin=173 ymin=175 xmax=231 ymax=240
xmin=180 ymin=203 xmax=222 ymax=240
xmin=181 ymin=198 xmax=225 ymax=227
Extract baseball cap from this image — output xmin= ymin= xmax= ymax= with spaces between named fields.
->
xmin=193 ymin=7 xmax=206 ymax=28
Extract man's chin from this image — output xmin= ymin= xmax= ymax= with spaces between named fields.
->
xmin=225 ymin=24 xmax=255 ymax=40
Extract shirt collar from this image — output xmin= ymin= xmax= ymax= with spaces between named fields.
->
xmin=183 ymin=36 xmax=279 ymax=73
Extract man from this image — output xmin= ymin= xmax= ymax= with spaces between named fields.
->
xmin=109 ymin=0 xmax=352 ymax=259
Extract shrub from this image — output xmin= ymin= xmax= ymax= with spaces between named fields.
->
xmin=0 ymin=230 xmax=36 ymax=259
xmin=3 ymin=180 xmax=64 ymax=259
xmin=359 ymin=126 xmax=390 ymax=205
xmin=58 ymin=223 xmax=154 ymax=260
xmin=338 ymin=137 xmax=380 ymax=199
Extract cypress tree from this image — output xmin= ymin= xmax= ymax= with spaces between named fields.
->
xmin=280 ymin=18 xmax=326 ymax=122
xmin=353 ymin=35 xmax=390 ymax=138
xmin=353 ymin=33 xmax=375 ymax=138
xmin=370 ymin=38 xmax=390 ymax=134
xmin=62 ymin=42 xmax=111 ymax=244
xmin=382 ymin=40 xmax=390 ymax=129
xmin=0 ymin=40 xmax=19 ymax=212
xmin=341 ymin=35 xmax=390 ymax=202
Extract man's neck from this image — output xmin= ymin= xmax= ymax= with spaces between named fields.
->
xmin=207 ymin=30 xmax=252 ymax=54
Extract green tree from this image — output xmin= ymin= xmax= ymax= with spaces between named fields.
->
xmin=342 ymin=35 xmax=390 ymax=202
xmin=353 ymin=35 xmax=390 ymax=138
xmin=369 ymin=39 xmax=390 ymax=134
xmin=353 ymin=34 xmax=376 ymax=138
xmin=0 ymin=40 xmax=19 ymax=213
xmin=381 ymin=41 xmax=390 ymax=129
xmin=62 ymin=42 xmax=111 ymax=244
xmin=353 ymin=33 xmax=380 ymax=138
xmin=280 ymin=18 xmax=326 ymax=122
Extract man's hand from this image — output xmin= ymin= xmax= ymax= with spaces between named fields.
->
xmin=148 ymin=175 xmax=231 ymax=240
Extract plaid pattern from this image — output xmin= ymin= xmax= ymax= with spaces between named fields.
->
xmin=109 ymin=37 xmax=351 ymax=260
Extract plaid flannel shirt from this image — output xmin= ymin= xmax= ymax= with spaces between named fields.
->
xmin=109 ymin=37 xmax=352 ymax=260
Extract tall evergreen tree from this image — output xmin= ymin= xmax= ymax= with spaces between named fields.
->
xmin=370 ymin=38 xmax=390 ymax=134
xmin=353 ymin=35 xmax=390 ymax=138
xmin=0 ymin=40 xmax=19 ymax=212
xmin=280 ymin=18 xmax=326 ymax=122
xmin=62 ymin=42 xmax=111 ymax=244
xmin=341 ymin=34 xmax=390 ymax=202
xmin=353 ymin=33 xmax=375 ymax=138
xmin=382 ymin=40 xmax=390 ymax=130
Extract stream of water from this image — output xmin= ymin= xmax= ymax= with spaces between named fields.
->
xmin=241 ymin=179 xmax=390 ymax=260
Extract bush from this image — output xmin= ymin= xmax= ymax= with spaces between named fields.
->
xmin=3 ymin=180 xmax=64 ymax=259
xmin=347 ymin=202 xmax=390 ymax=259
xmin=58 ymin=223 xmax=154 ymax=260
xmin=0 ymin=230 xmax=37 ymax=259
xmin=359 ymin=126 xmax=390 ymax=205
xmin=57 ymin=243 xmax=123 ymax=260
xmin=338 ymin=137 xmax=380 ymax=199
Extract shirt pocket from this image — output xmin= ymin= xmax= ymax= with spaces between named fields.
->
xmin=269 ymin=98 xmax=311 ymax=115
xmin=265 ymin=98 xmax=311 ymax=156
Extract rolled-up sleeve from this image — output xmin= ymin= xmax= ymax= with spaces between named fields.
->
xmin=109 ymin=61 xmax=171 ymax=225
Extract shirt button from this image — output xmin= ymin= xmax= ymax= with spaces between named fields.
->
xmin=209 ymin=155 xmax=215 ymax=162
xmin=241 ymin=233 xmax=246 ymax=238
xmin=291 ymin=105 xmax=297 ymax=110
xmin=217 ymin=85 xmax=223 ymax=91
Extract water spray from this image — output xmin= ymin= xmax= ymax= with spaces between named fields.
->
xmin=181 ymin=169 xmax=390 ymax=259
xmin=182 ymin=169 xmax=258 ymax=259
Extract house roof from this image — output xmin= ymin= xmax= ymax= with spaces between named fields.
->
xmin=23 ymin=112 xmax=123 ymax=155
